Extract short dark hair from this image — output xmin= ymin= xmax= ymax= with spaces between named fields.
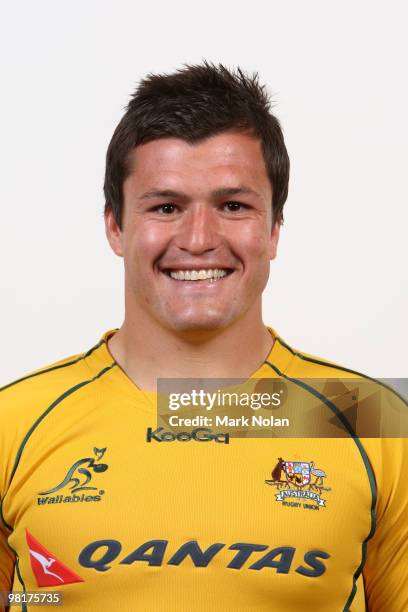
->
xmin=104 ymin=61 xmax=290 ymax=228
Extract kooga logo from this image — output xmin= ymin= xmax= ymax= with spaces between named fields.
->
xmin=146 ymin=427 xmax=229 ymax=444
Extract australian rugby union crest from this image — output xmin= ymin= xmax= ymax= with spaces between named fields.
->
xmin=265 ymin=457 xmax=331 ymax=509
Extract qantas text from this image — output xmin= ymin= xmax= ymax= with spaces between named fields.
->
xmin=79 ymin=539 xmax=330 ymax=576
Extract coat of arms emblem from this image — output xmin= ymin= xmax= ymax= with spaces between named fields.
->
xmin=265 ymin=457 xmax=330 ymax=508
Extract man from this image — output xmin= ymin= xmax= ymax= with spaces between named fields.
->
xmin=0 ymin=63 xmax=407 ymax=611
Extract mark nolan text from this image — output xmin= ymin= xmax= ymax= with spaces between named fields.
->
xmin=217 ymin=415 xmax=290 ymax=427
xmin=168 ymin=415 xmax=290 ymax=427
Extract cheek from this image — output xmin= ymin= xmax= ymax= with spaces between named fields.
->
xmin=123 ymin=223 xmax=169 ymax=266
xmin=238 ymin=224 xmax=272 ymax=260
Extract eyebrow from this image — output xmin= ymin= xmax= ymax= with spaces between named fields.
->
xmin=139 ymin=186 xmax=261 ymax=200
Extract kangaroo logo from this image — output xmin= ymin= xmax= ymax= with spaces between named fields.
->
xmin=29 ymin=549 xmax=64 ymax=582
xmin=39 ymin=447 xmax=108 ymax=495
xmin=26 ymin=529 xmax=84 ymax=587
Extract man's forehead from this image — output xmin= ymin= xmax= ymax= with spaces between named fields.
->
xmin=125 ymin=133 xmax=271 ymax=195
xmin=128 ymin=131 xmax=264 ymax=161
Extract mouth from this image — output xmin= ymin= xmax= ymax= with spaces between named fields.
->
xmin=161 ymin=268 xmax=234 ymax=283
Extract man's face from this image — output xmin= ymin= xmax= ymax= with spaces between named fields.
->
xmin=105 ymin=131 xmax=280 ymax=334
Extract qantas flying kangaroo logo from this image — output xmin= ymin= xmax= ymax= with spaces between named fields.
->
xmin=29 ymin=550 xmax=64 ymax=582
xmin=37 ymin=448 xmax=108 ymax=506
xmin=26 ymin=530 xmax=83 ymax=587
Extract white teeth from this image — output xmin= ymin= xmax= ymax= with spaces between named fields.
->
xmin=168 ymin=268 xmax=229 ymax=281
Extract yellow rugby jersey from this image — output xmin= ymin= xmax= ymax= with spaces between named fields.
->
xmin=0 ymin=329 xmax=407 ymax=611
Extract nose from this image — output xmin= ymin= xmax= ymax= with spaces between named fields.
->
xmin=174 ymin=203 xmax=221 ymax=255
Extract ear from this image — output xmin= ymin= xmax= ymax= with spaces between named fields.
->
xmin=269 ymin=219 xmax=281 ymax=260
xmin=105 ymin=207 xmax=124 ymax=257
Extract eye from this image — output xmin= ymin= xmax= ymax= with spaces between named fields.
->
xmin=223 ymin=201 xmax=248 ymax=212
xmin=152 ymin=203 xmax=177 ymax=214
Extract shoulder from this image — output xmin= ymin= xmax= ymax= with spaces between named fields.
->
xmin=273 ymin=335 xmax=369 ymax=379
xmin=0 ymin=337 xmax=112 ymax=494
xmin=273 ymin=333 xmax=408 ymax=455
xmin=273 ymin=334 xmax=408 ymax=502
xmin=274 ymin=334 xmax=406 ymax=401
xmin=270 ymin=332 xmax=407 ymax=432
xmin=0 ymin=337 xmax=110 ymax=433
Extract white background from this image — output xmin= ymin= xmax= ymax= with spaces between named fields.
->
xmin=0 ymin=1 xmax=407 ymax=384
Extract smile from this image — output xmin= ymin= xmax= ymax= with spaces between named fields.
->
xmin=164 ymin=269 xmax=233 ymax=282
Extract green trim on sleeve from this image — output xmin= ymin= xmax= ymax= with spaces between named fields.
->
xmin=264 ymin=359 xmax=377 ymax=612
xmin=0 ymin=339 xmax=106 ymax=394
xmin=1 ymin=363 xmax=116 ymax=531
xmin=275 ymin=337 xmax=407 ymax=407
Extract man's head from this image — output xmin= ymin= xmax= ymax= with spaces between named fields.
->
xmin=104 ymin=62 xmax=289 ymax=229
xmin=104 ymin=62 xmax=290 ymax=335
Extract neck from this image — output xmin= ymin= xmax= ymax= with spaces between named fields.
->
xmin=108 ymin=312 xmax=274 ymax=392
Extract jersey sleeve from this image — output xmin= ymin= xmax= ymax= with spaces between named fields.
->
xmin=0 ymin=347 xmax=94 ymax=610
xmin=0 ymin=391 xmax=16 ymax=607
xmin=363 ymin=420 xmax=408 ymax=610
xmin=0 ymin=516 xmax=15 ymax=601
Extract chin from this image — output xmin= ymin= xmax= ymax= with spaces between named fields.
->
xmin=163 ymin=312 xmax=233 ymax=334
